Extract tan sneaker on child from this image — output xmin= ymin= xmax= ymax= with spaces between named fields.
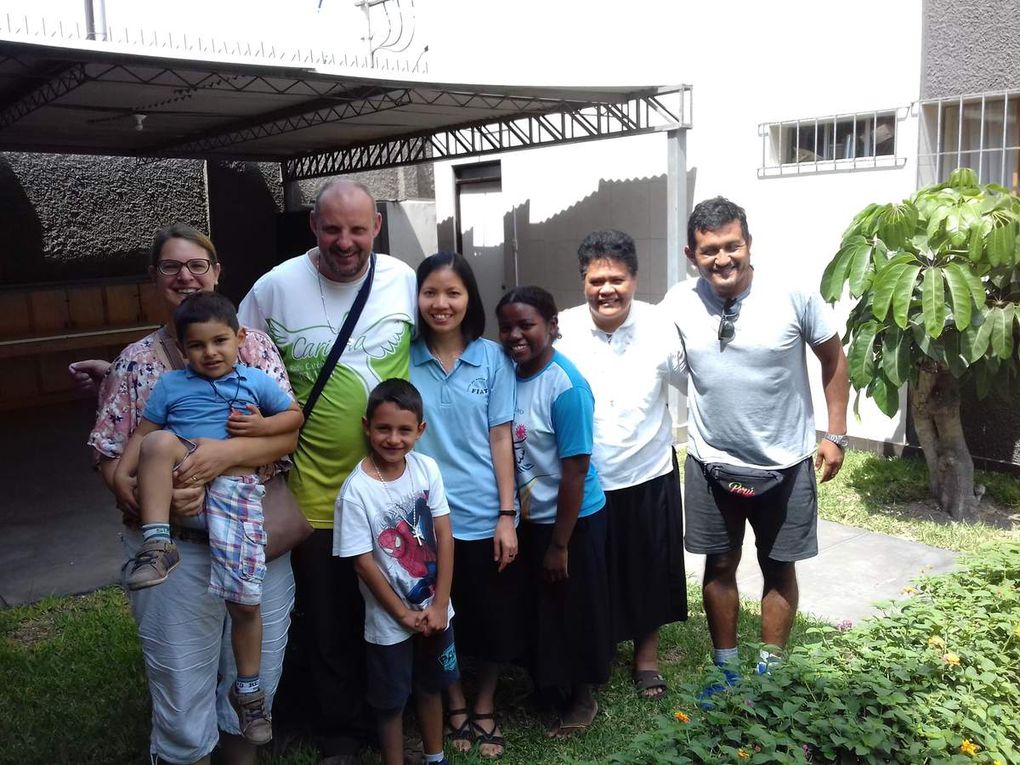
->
xmin=125 ymin=538 xmax=181 ymax=590
xmin=230 ymin=687 xmax=273 ymax=745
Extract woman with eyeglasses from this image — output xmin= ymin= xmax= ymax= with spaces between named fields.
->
xmin=80 ymin=223 xmax=297 ymax=765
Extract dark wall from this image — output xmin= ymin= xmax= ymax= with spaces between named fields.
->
xmin=294 ymin=164 xmax=434 ymax=207
xmin=206 ymin=161 xmax=284 ymax=306
xmin=922 ymin=0 xmax=1020 ymax=99
xmin=0 ymin=153 xmax=206 ymax=285
xmin=962 ymin=385 xmax=1020 ymax=467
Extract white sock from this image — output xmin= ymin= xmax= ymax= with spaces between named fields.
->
xmin=713 ymin=646 xmax=739 ymax=666
xmin=423 ymin=752 xmax=446 ymax=764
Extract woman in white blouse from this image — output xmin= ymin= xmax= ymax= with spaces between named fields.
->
xmin=555 ymin=229 xmax=688 ymax=700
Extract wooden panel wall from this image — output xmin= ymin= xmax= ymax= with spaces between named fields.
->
xmin=0 ymin=280 xmax=163 ymax=410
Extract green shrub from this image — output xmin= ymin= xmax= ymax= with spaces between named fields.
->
xmin=595 ymin=542 xmax=1020 ymax=765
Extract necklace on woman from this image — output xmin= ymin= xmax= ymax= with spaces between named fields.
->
xmin=370 ymin=456 xmax=424 ymax=545
xmin=315 ymin=258 xmax=339 ymax=335
xmin=428 ymin=338 xmax=465 ymax=373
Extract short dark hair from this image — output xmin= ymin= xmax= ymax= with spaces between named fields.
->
xmin=495 ymin=285 xmax=558 ymax=324
xmin=687 ymin=196 xmax=751 ymax=250
xmin=577 ymin=229 xmax=638 ymax=276
xmin=366 ymin=378 xmax=424 ymax=423
xmin=416 ymin=252 xmax=486 ymax=343
xmin=151 ymin=223 xmax=218 ymax=267
xmin=173 ymin=292 xmax=239 ymax=339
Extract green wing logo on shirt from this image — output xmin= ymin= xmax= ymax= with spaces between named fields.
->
xmin=265 ymin=315 xmax=410 ymax=395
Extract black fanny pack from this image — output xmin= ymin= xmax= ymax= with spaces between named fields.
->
xmin=702 ymin=461 xmax=784 ymax=498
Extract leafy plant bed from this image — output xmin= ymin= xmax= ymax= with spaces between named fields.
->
xmin=598 ymin=541 xmax=1020 ymax=764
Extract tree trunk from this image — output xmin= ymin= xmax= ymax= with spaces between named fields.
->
xmin=909 ymin=366 xmax=980 ymax=520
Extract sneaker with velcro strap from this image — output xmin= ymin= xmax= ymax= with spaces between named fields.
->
xmin=230 ymin=687 xmax=273 ymax=745
xmin=125 ymin=538 xmax=181 ymax=590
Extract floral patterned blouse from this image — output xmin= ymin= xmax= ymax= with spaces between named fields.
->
xmin=88 ymin=326 xmax=293 ymax=482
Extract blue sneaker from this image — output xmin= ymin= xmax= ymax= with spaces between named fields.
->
xmin=697 ymin=664 xmax=740 ymax=710
xmin=756 ymin=649 xmax=782 ymax=675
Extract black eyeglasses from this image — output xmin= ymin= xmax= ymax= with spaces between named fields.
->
xmin=156 ymin=258 xmax=213 ymax=276
xmin=718 ymin=298 xmax=739 ymax=342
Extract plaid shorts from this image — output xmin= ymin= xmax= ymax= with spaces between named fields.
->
xmin=204 ymin=474 xmax=267 ymax=605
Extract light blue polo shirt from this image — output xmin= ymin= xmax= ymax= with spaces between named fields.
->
xmin=144 ymin=364 xmax=294 ymax=440
xmin=512 ymin=350 xmax=605 ymax=525
xmin=411 ymin=337 xmax=517 ymax=541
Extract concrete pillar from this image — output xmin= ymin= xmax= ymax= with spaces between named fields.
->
xmin=666 ymin=128 xmax=688 ymax=289
xmin=666 ymin=128 xmax=689 ymax=438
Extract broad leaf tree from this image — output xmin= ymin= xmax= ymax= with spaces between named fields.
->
xmin=821 ymin=168 xmax=1020 ymax=519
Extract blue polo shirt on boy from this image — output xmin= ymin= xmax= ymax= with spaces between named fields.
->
xmin=143 ymin=364 xmax=294 ymax=439
xmin=512 ymin=349 xmax=604 ymax=524
xmin=411 ymin=336 xmax=517 ymax=541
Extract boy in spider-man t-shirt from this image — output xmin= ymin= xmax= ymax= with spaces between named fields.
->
xmin=334 ymin=378 xmax=457 ymax=765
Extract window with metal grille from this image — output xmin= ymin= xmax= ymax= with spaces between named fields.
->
xmin=758 ymin=110 xmax=905 ymax=177
xmin=918 ymin=91 xmax=1020 ymax=193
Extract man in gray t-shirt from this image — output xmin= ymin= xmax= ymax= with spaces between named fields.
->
xmin=662 ymin=196 xmax=848 ymax=695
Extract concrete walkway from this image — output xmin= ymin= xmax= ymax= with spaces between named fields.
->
xmin=0 ymin=402 xmax=958 ymax=621
xmin=683 ymin=519 xmax=957 ymax=626
xmin=0 ymin=400 xmax=123 ymax=607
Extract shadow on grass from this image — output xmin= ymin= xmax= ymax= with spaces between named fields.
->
xmin=841 ymin=452 xmax=930 ymax=506
xmin=835 ymin=450 xmax=1020 ymax=535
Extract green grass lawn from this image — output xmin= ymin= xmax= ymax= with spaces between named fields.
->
xmin=0 ymin=582 xmax=800 ymax=765
xmin=2 ymin=449 xmax=1017 ymax=764
xmin=815 ymin=448 xmax=1020 ymax=552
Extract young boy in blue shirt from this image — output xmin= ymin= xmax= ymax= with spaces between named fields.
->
xmin=334 ymin=378 xmax=457 ymax=765
xmin=114 ymin=291 xmax=303 ymax=745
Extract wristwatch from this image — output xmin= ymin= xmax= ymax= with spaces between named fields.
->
xmin=822 ymin=432 xmax=849 ymax=450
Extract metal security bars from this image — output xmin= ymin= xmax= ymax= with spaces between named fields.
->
xmin=283 ymin=86 xmax=692 ymax=181
xmin=918 ymin=91 xmax=1020 ymax=193
xmin=758 ymin=109 xmax=906 ymax=178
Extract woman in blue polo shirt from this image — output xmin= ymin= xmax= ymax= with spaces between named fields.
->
xmin=409 ymin=252 xmax=521 ymax=759
xmin=495 ymin=285 xmax=610 ymax=739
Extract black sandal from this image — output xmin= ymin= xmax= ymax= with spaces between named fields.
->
xmin=445 ymin=707 xmax=475 ymax=751
xmin=470 ymin=712 xmax=506 ymax=759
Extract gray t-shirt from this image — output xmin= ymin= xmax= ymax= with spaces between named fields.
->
xmin=663 ymin=273 xmax=837 ymax=469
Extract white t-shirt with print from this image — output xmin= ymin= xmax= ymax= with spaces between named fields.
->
xmin=333 ymin=451 xmax=454 ymax=646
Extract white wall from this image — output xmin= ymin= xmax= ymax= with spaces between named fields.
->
xmin=435 ymin=0 xmax=924 ymax=445
xmin=435 ymin=132 xmax=670 ymax=315
xmin=382 ymin=200 xmax=437 ymax=273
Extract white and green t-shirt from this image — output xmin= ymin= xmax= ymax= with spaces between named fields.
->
xmin=239 ymin=249 xmax=417 ymax=528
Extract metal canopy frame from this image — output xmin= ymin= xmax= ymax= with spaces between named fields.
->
xmin=0 ymin=38 xmax=691 ymax=181
xmin=284 ymin=88 xmax=691 ymax=180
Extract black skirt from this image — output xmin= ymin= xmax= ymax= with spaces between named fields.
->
xmin=450 ymin=536 xmax=528 ymax=663
xmin=519 ymin=509 xmax=613 ymax=695
xmin=605 ymin=455 xmax=688 ymax=643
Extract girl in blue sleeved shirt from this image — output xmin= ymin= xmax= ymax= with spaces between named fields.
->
xmin=410 ymin=253 xmax=522 ymax=759
xmin=495 ymin=285 xmax=611 ymax=739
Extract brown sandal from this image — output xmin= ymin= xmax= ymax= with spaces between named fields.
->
xmin=445 ymin=707 xmax=475 ymax=751
xmin=633 ymin=669 xmax=668 ymax=699
xmin=470 ymin=713 xmax=506 ymax=758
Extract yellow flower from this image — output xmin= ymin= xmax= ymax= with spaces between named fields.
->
xmin=943 ymin=652 xmax=961 ymax=665
xmin=674 ymin=710 xmax=690 ymax=723
xmin=737 ymin=749 xmax=749 ymax=759
xmin=959 ymin=739 xmax=979 ymax=756
xmin=927 ymin=636 xmax=945 ymax=649
xmin=993 ymin=760 xmax=1002 ymax=765
xmin=902 ymin=585 xmax=917 ymax=594
xmin=1013 ymin=624 xmax=1020 ymax=637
